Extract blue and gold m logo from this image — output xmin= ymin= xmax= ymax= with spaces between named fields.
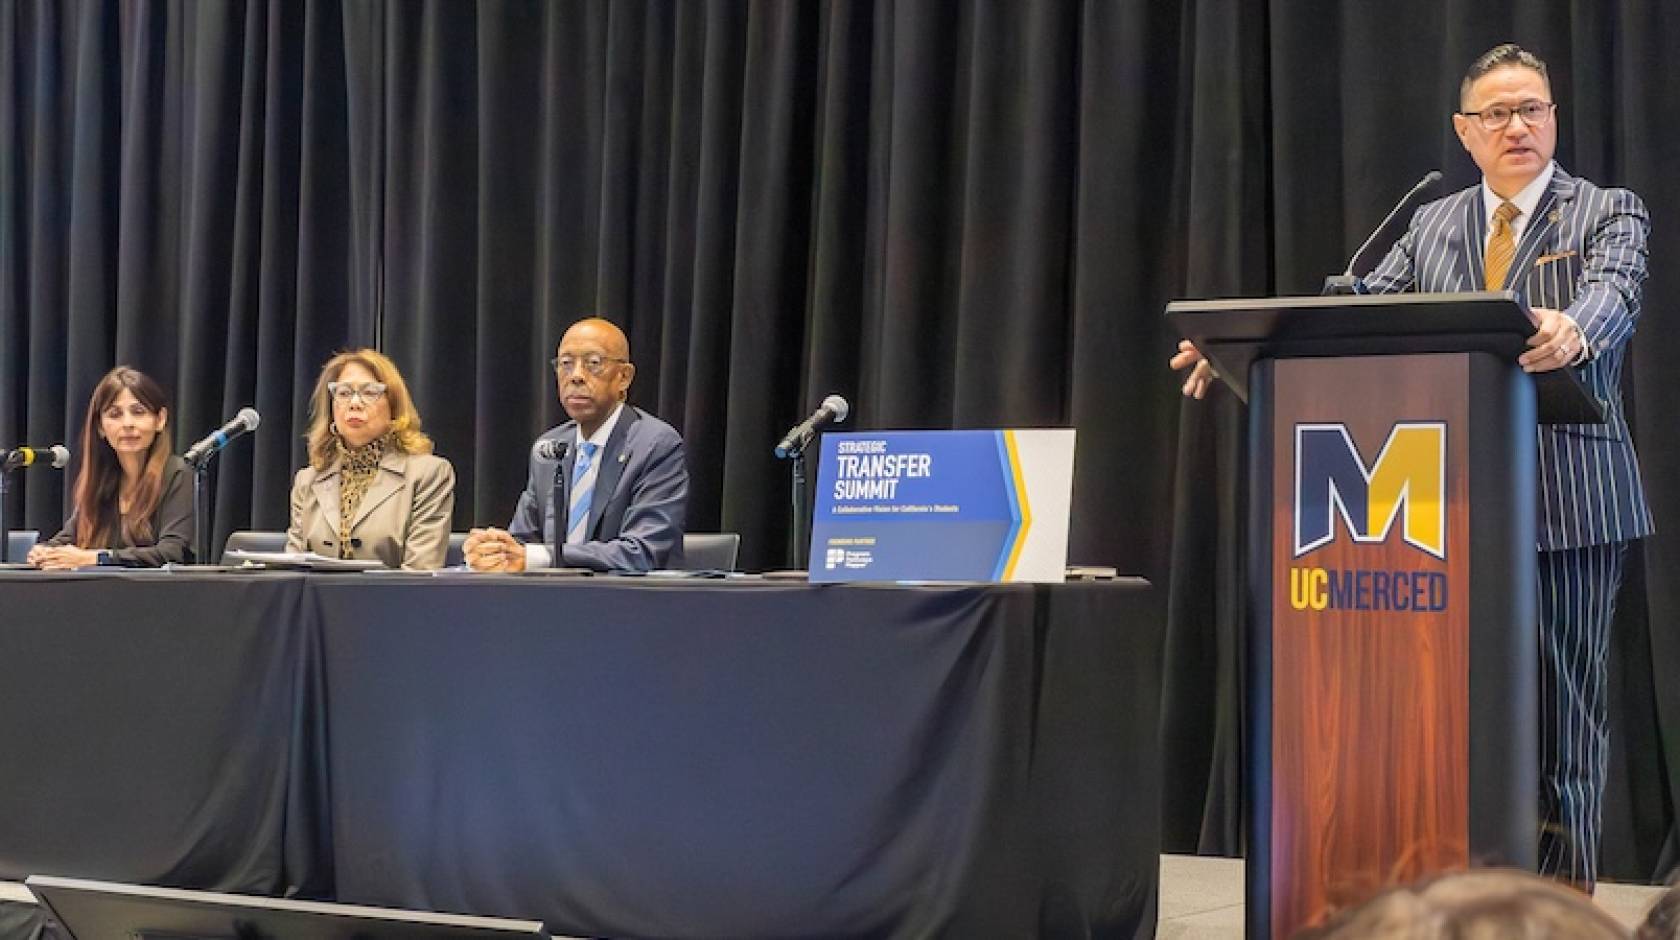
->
xmin=1293 ymin=422 xmax=1446 ymax=559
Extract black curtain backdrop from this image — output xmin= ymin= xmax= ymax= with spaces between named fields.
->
xmin=3 ymin=0 xmax=1677 ymax=884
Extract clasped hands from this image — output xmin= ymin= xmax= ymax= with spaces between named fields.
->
xmin=461 ymin=527 xmax=528 ymax=572
xmin=25 ymin=545 xmax=100 ymax=569
xmin=1168 ymin=306 xmax=1586 ymax=399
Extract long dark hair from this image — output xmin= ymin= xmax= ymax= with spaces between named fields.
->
xmin=73 ymin=367 xmax=172 ymax=548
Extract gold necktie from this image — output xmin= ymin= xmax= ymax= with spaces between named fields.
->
xmin=1484 ymin=200 xmax=1520 ymax=290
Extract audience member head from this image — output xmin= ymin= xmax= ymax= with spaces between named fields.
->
xmin=551 ymin=317 xmax=634 ymax=438
xmin=306 ymin=349 xmax=432 ymax=470
xmin=73 ymin=366 xmax=172 ymax=547
xmin=1300 ymin=868 xmax=1627 ymax=939
xmin=1636 ymin=877 xmax=1680 ymax=940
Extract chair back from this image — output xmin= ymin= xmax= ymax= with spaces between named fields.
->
xmin=446 ymin=532 xmax=470 ymax=567
xmin=221 ymin=530 xmax=287 ymax=564
xmin=680 ymin=532 xmax=741 ymax=572
xmin=3 ymin=530 xmax=39 ymax=564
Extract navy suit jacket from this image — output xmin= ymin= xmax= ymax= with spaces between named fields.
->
xmin=1362 ymin=165 xmax=1652 ymax=550
xmin=508 ymin=405 xmax=688 ymax=570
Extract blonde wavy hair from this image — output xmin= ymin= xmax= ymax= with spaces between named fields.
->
xmin=304 ymin=349 xmax=433 ymax=471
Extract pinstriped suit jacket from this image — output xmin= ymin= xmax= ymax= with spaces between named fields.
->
xmin=1362 ymin=165 xmax=1653 ymax=551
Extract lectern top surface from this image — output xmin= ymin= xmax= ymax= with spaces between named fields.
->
xmin=1164 ymin=291 xmax=1601 ymax=423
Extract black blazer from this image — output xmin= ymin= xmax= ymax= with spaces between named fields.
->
xmin=44 ymin=455 xmax=195 ymax=566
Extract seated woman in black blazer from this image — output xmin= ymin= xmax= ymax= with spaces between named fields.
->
xmin=28 ymin=366 xmax=194 ymax=568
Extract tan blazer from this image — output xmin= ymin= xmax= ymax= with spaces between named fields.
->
xmin=286 ymin=450 xmax=456 ymax=569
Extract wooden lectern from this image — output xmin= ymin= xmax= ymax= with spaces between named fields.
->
xmin=1166 ymin=292 xmax=1602 ymax=939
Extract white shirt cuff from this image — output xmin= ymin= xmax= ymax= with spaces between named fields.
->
xmin=524 ymin=543 xmax=554 ymax=569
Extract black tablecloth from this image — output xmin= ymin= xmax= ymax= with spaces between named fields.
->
xmin=0 ymin=571 xmax=327 ymax=900
xmin=0 ymin=573 xmax=1162 ymax=940
xmin=315 ymin=578 xmax=1161 ymax=938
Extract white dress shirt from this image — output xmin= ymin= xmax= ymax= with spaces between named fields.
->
xmin=1480 ymin=159 xmax=1556 ymax=251
xmin=525 ymin=402 xmax=626 ymax=568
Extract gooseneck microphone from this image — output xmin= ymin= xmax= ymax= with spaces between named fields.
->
xmin=183 ymin=408 xmax=261 ymax=467
xmin=775 ymin=394 xmax=849 ymax=570
xmin=774 ymin=395 xmax=850 ymax=459
xmin=182 ymin=408 xmax=260 ymax=566
xmin=1325 ymin=170 xmax=1443 ymax=294
xmin=1 ymin=444 xmax=70 ymax=562
xmin=1 ymin=445 xmax=71 ymax=471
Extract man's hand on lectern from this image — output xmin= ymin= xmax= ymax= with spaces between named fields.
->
xmin=1170 ymin=339 xmax=1218 ymax=399
xmin=1519 ymin=306 xmax=1587 ymax=373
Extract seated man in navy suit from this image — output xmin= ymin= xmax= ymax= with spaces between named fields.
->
xmin=1172 ymin=44 xmax=1652 ymax=891
xmin=464 ymin=317 xmax=688 ymax=572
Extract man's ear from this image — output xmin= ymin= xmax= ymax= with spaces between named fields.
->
xmin=1451 ymin=113 xmax=1470 ymax=152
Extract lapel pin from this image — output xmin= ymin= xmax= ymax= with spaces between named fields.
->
xmin=1548 ymin=209 xmax=1561 ymax=224
xmin=618 ymin=453 xmax=627 ymax=464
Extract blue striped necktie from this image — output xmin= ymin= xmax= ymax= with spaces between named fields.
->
xmin=566 ymin=441 xmax=599 ymax=545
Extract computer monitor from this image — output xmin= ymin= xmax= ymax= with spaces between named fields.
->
xmin=3 ymin=530 xmax=39 ymax=564
xmin=26 ymin=876 xmax=554 ymax=940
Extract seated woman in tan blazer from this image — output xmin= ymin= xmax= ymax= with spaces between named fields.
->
xmin=287 ymin=349 xmax=455 ymax=569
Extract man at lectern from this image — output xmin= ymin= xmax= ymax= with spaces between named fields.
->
xmin=1171 ymin=44 xmax=1651 ymax=891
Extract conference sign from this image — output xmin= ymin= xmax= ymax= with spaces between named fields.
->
xmin=810 ymin=429 xmax=1075 ymax=583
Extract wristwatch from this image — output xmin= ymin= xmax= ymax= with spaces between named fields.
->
xmin=95 ymin=550 xmax=112 ymax=566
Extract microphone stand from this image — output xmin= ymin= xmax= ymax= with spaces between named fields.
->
xmin=550 ymin=442 xmax=569 ymax=568
xmin=179 ymin=411 xmax=259 ymax=565
xmin=188 ymin=455 xmax=212 ymax=565
xmin=792 ymin=449 xmax=809 ymax=570
xmin=773 ymin=395 xmax=851 ymax=570
xmin=0 ymin=464 xmax=12 ymax=563
xmin=777 ymin=440 xmax=811 ymax=570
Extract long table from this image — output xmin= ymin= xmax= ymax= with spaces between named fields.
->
xmin=0 ymin=571 xmax=1162 ymax=939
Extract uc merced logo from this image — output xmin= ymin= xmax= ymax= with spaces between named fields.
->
xmin=1289 ymin=422 xmax=1448 ymax=613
